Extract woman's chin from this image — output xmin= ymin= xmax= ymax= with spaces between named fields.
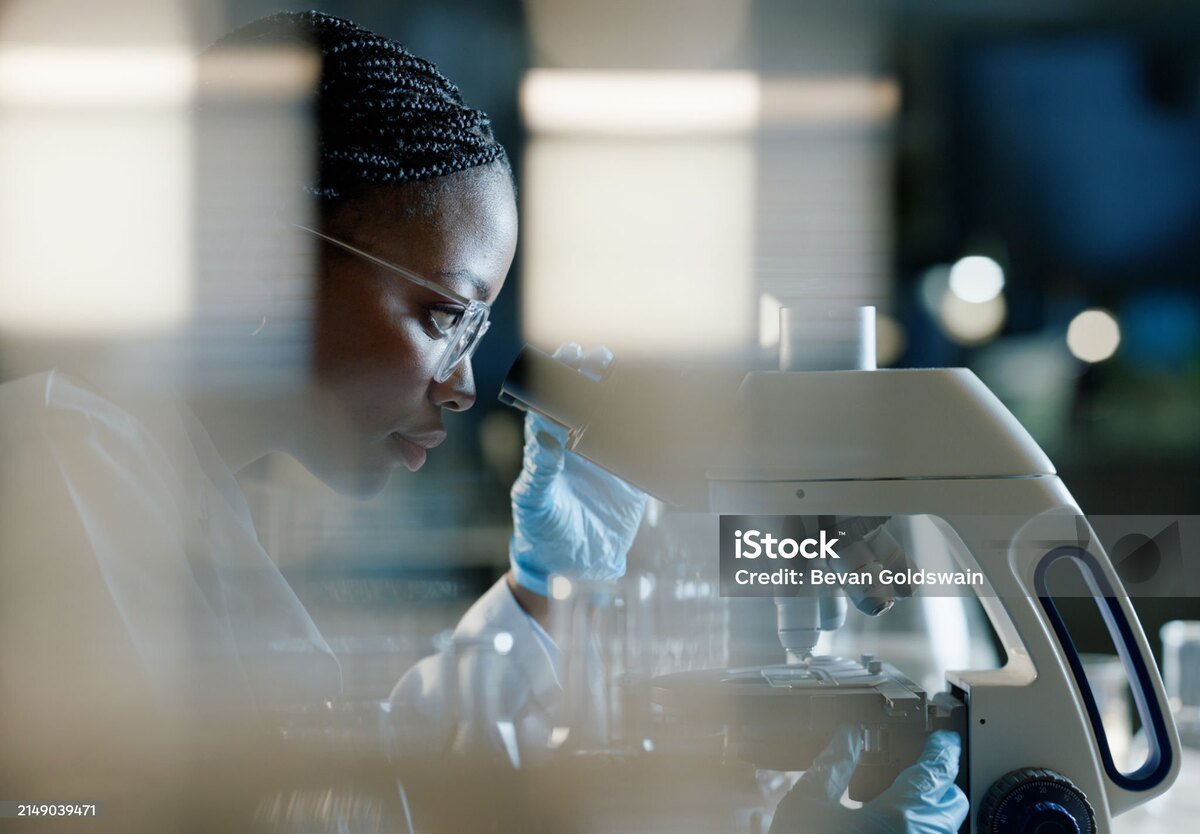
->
xmin=316 ymin=457 xmax=399 ymax=500
xmin=293 ymin=433 xmax=423 ymax=498
xmin=349 ymin=459 xmax=404 ymax=498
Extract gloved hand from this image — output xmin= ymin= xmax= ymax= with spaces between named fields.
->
xmin=769 ymin=727 xmax=968 ymax=834
xmin=509 ymin=344 xmax=648 ymax=597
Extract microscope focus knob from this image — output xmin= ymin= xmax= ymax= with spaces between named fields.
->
xmin=978 ymin=768 xmax=1096 ymax=834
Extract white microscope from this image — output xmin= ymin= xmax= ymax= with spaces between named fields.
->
xmin=499 ymin=307 xmax=1180 ymax=834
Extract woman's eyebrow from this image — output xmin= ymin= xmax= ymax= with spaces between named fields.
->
xmin=437 ymin=269 xmax=491 ymax=301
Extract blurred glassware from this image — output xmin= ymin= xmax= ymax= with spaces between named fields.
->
xmin=549 ymin=575 xmax=625 ymax=752
xmin=385 ymin=629 xmax=523 ymax=768
xmin=1161 ymin=621 xmax=1200 ymax=748
xmin=442 ymin=630 xmax=523 ymax=768
xmin=1113 ymin=621 xmax=1200 ymax=834
xmin=547 ymin=561 xmax=731 ymax=756
xmin=635 ymin=504 xmax=730 ymax=675
xmin=652 ymin=564 xmax=730 ymax=676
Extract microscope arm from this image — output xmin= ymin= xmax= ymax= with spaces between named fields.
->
xmin=937 ymin=495 xmax=1179 ymax=826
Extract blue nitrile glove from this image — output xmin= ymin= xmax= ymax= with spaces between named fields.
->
xmin=509 ymin=343 xmax=649 ymax=597
xmin=769 ymin=727 xmax=968 ymax=834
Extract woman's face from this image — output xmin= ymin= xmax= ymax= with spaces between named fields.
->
xmin=304 ymin=164 xmax=517 ymax=496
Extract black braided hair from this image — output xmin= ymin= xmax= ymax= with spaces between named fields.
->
xmin=211 ymin=10 xmax=510 ymax=201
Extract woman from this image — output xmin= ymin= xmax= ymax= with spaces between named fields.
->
xmin=0 ymin=11 xmax=962 ymax=832
xmin=0 ymin=9 xmax=641 ymax=750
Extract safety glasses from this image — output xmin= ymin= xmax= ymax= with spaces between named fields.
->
xmin=295 ymin=224 xmax=491 ymax=383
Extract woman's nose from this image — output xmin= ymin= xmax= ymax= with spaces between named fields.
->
xmin=429 ymin=359 xmax=477 ymax=412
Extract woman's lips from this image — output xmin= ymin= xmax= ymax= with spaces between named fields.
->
xmin=388 ymin=431 xmax=446 ymax=471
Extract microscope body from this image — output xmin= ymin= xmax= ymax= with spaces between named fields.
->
xmin=703 ymin=369 xmax=1179 ymax=834
xmin=501 ymin=348 xmax=1180 ymax=833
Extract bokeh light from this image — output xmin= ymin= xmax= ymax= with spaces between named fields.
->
xmin=493 ymin=632 xmax=514 ymax=655
xmin=550 ymin=575 xmax=573 ymax=601
xmin=938 ymin=293 xmax=1007 ymax=345
xmin=949 ymin=255 xmax=1005 ymax=303
xmin=1067 ymin=308 xmax=1121 ymax=363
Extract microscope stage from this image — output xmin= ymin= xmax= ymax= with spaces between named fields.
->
xmin=651 ymin=655 xmax=966 ymax=798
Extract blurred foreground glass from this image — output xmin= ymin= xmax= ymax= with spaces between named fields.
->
xmin=270 ymin=698 xmax=395 ymax=755
xmin=388 ymin=630 xmax=522 ymax=768
xmin=253 ymin=785 xmax=391 ymax=834
xmin=446 ymin=631 xmax=521 ymax=766
xmin=548 ymin=569 xmax=729 ymax=754
xmin=522 ymin=130 xmax=754 ymax=359
xmin=0 ymin=43 xmax=193 ymax=339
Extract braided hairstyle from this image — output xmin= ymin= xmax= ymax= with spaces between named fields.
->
xmin=211 ymin=10 xmax=510 ymax=203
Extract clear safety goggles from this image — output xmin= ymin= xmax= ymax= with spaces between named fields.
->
xmin=295 ymin=225 xmax=491 ymax=383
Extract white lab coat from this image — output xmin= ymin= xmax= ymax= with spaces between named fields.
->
xmin=0 ymin=370 xmax=557 ymax=755
xmin=0 ymin=370 xmax=341 ymax=715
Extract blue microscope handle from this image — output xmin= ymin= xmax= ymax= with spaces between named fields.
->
xmin=1034 ymin=546 xmax=1174 ymax=792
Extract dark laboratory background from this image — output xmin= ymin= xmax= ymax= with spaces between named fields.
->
xmin=2 ymin=0 xmax=1197 ymax=703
